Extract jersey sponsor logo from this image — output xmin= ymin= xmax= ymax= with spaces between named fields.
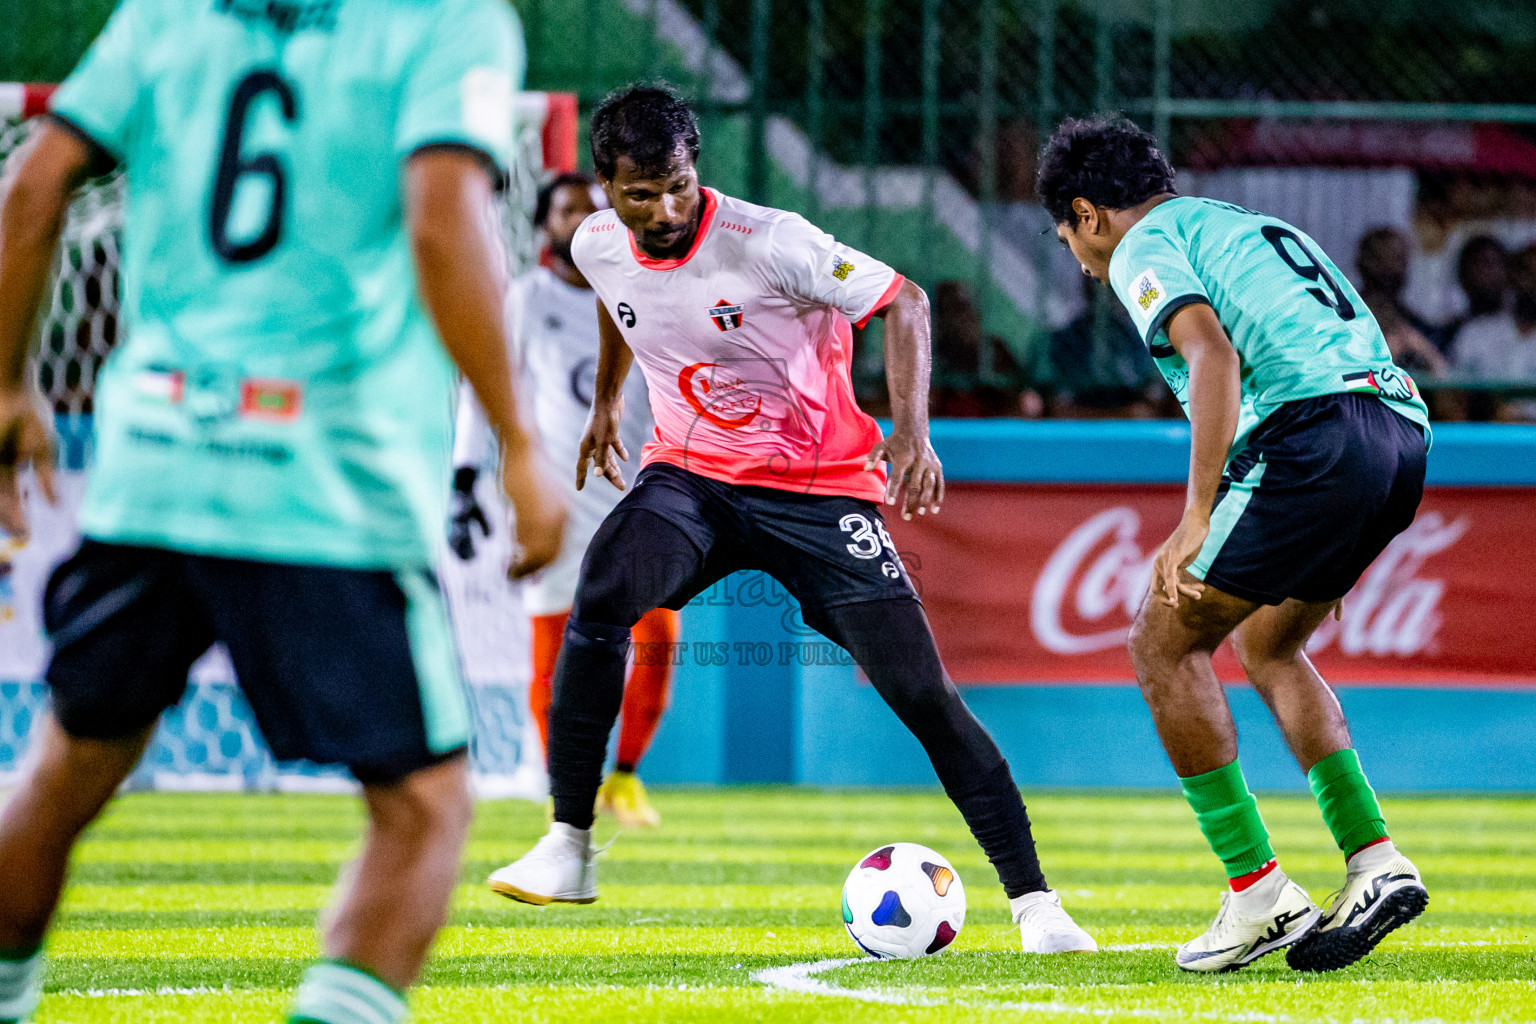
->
xmin=677 ymin=362 xmax=762 ymax=428
xmin=1342 ymin=368 xmax=1417 ymax=403
xmin=830 ymin=257 xmax=855 ymax=282
xmin=1131 ymin=269 xmax=1166 ymax=320
xmin=615 ymin=302 xmax=637 ymax=328
xmin=708 ymin=300 xmax=745 ymax=332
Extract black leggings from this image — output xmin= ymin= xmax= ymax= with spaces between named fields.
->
xmin=547 ymin=510 xmax=1048 ymax=897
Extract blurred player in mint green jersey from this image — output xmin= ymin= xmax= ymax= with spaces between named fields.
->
xmin=0 ymin=0 xmax=567 ymax=1020
xmin=1039 ymin=115 xmax=1430 ymax=977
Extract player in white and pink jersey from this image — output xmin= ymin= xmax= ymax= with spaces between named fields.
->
xmin=451 ymin=173 xmax=676 ymax=828
xmin=487 ymin=85 xmax=1095 ymax=954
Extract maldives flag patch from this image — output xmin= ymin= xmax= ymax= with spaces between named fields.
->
xmin=239 ymin=379 xmax=303 ymax=421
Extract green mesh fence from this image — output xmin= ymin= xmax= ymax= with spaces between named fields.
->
xmin=9 ymin=0 xmax=1536 ymax=416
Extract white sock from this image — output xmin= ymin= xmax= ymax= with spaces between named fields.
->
xmin=550 ymin=821 xmax=591 ymax=845
xmin=1009 ymin=889 xmax=1058 ymax=923
xmin=1347 ymin=838 xmax=1398 ymax=874
xmin=1231 ymin=865 xmax=1287 ymax=914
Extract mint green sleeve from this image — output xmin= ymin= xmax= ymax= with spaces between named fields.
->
xmin=395 ymin=0 xmax=526 ymax=177
xmin=1109 ymin=226 xmax=1210 ymax=353
xmin=47 ymin=0 xmax=147 ymax=165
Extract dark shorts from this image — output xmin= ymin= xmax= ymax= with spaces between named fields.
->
xmin=1190 ymin=393 xmax=1427 ymax=605
xmin=579 ymin=462 xmax=916 ymax=629
xmin=43 ymin=540 xmax=470 ymax=784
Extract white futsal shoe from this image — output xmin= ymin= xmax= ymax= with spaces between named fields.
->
xmin=487 ymin=822 xmax=598 ymax=906
xmin=1286 ymin=841 xmax=1428 ymax=972
xmin=1011 ymin=890 xmax=1099 ymax=953
xmin=1176 ymin=870 xmax=1320 ymax=972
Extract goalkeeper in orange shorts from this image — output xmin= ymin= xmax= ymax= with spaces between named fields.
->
xmin=451 ymin=174 xmax=675 ymax=828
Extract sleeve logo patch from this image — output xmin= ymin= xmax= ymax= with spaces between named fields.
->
xmin=1132 ymin=269 xmax=1166 ymax=321
xmin=830 ymin=257 xmax=855 ymax=282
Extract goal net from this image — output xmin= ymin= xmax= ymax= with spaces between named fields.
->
xmin=0 ymin=84 xmax=578 ymax=796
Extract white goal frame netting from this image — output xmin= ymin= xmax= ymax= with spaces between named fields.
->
xmin=0 ymin=83 xmax=578 ymax=796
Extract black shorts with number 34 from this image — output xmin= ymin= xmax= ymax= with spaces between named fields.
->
xmin=581 ymin=462 xmax=918 ymax=630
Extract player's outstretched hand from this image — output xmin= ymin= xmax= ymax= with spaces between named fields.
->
xmin=0 ymin=386 xmax=58 ymax=543
xmin=447 ymin=478 xmax=491 ymax=562
xmin=1149 ymin=509 xmax=1209 ymax=608
xmin=576 ymin=397 xmax=628 ymax=492
xmin=501 ymin=442 xmax=569 ymax=580
xmin=864 ymin=431 xmax=944 ymax=521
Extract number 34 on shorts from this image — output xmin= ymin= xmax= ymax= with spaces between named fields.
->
xmin=840 ymin=513 xmax=905 ymax=580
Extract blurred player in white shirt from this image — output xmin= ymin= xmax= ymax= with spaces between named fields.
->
xmin=452 ymin=174 xmax=676 ymax=828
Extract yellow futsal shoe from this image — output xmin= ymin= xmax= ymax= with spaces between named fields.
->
xmin=596 ymin=770 xmax=661 ymax=828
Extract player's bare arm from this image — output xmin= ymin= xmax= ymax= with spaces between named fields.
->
xmin=406 ymin=148 xmax=567 ymax=578
xmin=0 ymin=124 xmax=81 ymax=539
xmin=864 ymin=277 xmax=943 ymax=521
xmin=1150 ymin=301 xmax=1240 ymax=608
xmin=576 ymin=298 xmax=635 ymax=492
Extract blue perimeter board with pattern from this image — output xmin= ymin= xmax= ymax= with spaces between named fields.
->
xmin=643 ymin=420 xmax=1536 ymax=791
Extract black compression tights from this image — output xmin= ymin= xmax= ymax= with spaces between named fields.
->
xmin=546 ymin=513 xmax=1047 ymax=897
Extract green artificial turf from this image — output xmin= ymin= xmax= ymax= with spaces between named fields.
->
xmin=31 ymin=789 xmax=1536 ymax=1022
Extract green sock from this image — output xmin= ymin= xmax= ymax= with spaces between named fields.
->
xmin=1309 ymin=748 xmax=1389 ymax=856
xmin=289 ymin=961 xmax=407 ymax=1024
xmin=0 ymin=949 xmax=44 ymax=1024
xmin=1180 ymin=759 xmax=1276 ymax=878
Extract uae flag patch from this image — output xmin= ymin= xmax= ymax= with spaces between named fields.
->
xmin=708 ymin=299 xmax=745 ymax=332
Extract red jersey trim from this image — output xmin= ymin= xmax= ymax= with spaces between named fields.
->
xmin=627 ymin=189 xmax=720 ymax=271
xmin=853 ymin=272 xmax=906 ymax=329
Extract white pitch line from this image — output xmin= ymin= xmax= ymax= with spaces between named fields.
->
xmin=57 ymin=987 xmax=231 ymax=997
xmin=751 ymin=959 xmax=1265 ymax=1021
xmin=751 ymin=957 xmax=1536 ymax=1024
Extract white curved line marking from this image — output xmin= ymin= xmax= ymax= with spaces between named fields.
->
xmin=751 ymin=956 xmax=1536 ymax=1024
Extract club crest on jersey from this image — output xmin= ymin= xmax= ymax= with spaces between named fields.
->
xmin=830 ymin=257 xmax=855 ymax=282
xmin=708 ymin=299 xmax=745 ymax=332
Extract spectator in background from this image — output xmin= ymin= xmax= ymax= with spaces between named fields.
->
xmin=929 ymin=280 xmax=1036 ymax=417
xmin=1452 ymin=243 xmax=1536 ymax=422
xmin=1446 ymin=235 xmax=1511 ymax=352
xmin=1046 ymin=277 xmax=1167 ymax=418
xmin=1356 ymin=227 xmax=1449 ymax=376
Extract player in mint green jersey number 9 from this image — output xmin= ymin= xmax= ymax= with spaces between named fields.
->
xmin=0 ymin=1 xmax=567 ymax=1021
xmin=1038 ymin=115 xmax=1431 ymax=976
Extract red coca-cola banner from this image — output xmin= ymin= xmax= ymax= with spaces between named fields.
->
xmin=886 ymin=484 xmax=1536 ymax=687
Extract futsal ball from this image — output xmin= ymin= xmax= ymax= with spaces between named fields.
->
xmin=841 ymin=842 xmax=966 ymax=959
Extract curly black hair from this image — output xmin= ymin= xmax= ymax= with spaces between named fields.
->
xmin=1036 ymin=114 xmax=1176 ymax=225
xmin=533 ymin=172 xmax=597 ymax=228
xmin=589 ymin=84 xmax=701 ymax=180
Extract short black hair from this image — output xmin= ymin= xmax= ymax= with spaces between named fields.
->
xmin=589 ymin=84 xmax=701 ymax=180
xmin=1036 ymin=114 xmax=1176 ymax=225
xmin=534 ymin=172 xmax=597 ymax=228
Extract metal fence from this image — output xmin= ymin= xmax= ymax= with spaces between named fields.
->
xmin=10 ymin=0 xmax=1536 ymax=417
